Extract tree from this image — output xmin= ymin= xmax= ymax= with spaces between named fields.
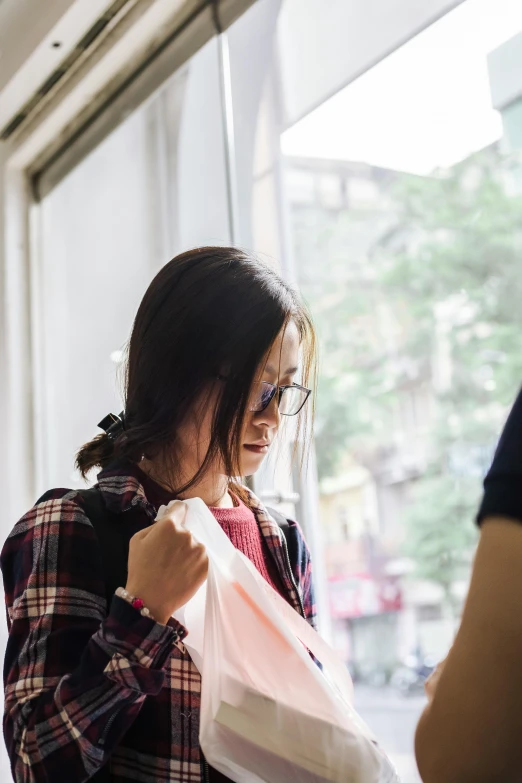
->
xmin=402 ymin=473 xmax=478 ymax=618
xmin=289 ymin=144 xmax=522 ymax=599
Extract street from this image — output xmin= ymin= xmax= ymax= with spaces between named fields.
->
xmin=354 ymin=686 xmax=426 ymax=783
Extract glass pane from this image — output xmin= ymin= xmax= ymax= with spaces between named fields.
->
xmin=36 ymin=37 xmax=230 ymax=492
xmin=229 ymin=1 xmax=522 ymax=780
xmin=279 ymin=386 xmax=306 ymax=415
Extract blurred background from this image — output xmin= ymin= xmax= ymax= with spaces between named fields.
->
xmin=3 ymin=0 xmax=522 ymax=780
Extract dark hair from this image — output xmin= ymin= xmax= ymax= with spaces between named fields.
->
xmin=76 ymin=247 xmax=316 ymax=495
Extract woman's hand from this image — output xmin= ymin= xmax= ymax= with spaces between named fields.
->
xmin=125 ymin=501 xmax=208 ymax=624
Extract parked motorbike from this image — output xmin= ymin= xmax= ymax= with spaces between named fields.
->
xmin=390 ymin=654 xmax=435 ymax=697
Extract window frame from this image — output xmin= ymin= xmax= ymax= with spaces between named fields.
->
xmin=0 ymin=0 xmax=252 ymax=522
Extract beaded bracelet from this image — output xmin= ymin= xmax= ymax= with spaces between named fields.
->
xmin=115 ymin=586 xmax=155 ymax=621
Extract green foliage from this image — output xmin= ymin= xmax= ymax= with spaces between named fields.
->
xmin=291 ymin=145 xmax=522 ymax=593
xmin=402 ymin=474 xmax=478 ymax=594
xmin=381 ymin=149 xmax=522 ymax=401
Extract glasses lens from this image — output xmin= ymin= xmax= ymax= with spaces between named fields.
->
xmin=279 ymin=386 xmax=309 ymax=416
xmin=250 ymin=382 xmax=276 ymax=412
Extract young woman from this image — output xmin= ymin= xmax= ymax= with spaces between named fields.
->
xmin=1 ymin=247 xmax=317 ymax=783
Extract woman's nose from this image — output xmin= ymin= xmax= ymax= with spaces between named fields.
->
xmin=256 ymin=393 xmax=281 ymax=428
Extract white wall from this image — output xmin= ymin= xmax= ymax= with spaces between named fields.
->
xmin=36 ymin=106 xmax=163 ymax=492
xmin=0 ymin=1 xmax=111 ymax=527
xmin=33 ymin=37 xmax=231 ymax=496
xmin=0 ymin=0 xmax=199 ymax=522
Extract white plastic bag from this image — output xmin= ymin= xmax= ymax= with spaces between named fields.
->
xmin=171 ymin=498 xmax=399 ymax=783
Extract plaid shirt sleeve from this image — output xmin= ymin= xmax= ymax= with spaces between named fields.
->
xmin=1 ymin=491 xmax=186 ymax=783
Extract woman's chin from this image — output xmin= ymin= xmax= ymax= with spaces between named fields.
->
xmin=240 ymin=452 xmax=267 ymax=477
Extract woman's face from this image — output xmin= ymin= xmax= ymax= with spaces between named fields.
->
xmin=176 ymin=320 xmax=301 ymax=482
xmin=240 ymin=320 xmax=300 ymax=476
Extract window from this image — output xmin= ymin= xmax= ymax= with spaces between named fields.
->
xmin=228 ymin=1 xmax=522 ymax=780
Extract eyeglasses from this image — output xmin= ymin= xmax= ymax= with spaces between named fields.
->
xmin=217 ymin=375 xmax=311 ymax=416
xmin=252 ymin=381 xmax=311 ymax=416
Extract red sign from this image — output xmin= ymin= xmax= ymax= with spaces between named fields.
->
xmin=328 ymin=573 xmax=402 ymax=619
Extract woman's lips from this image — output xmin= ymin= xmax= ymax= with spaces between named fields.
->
xmin=243 ymin=443 xmax=270 ymax=454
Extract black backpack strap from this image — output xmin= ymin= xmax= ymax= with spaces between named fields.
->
xmin=266 ymin=505 xmax=299 ymax=574
xmin=71 ymin=488 xmax=132 ymax=783
xmin=266 ymin=505 xmax=289 ymax=534
xmin=76 ymin=487 xmax=130 ymax=607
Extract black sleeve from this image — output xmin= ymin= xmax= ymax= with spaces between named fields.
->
xmin=477 ymin=387 xmax=522 ymax=525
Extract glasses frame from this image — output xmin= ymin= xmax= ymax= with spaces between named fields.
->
xmin=217 ymin=375 xmax=311 ymax=417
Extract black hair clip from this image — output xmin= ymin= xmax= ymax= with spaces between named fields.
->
xmin=98 ymin=411 xmax=125 ymax=440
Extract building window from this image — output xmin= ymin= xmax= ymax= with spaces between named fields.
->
xmin=318 ymin=173 xmax=344 ymax=209
xmin=284 ymin=168 xmax=316 ymax=205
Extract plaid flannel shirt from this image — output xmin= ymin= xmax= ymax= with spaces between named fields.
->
xmin=1 ymin=462 xmax=317 ymax=782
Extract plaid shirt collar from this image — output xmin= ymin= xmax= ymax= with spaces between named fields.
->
xmin=97 ymin=460 xmax=278 ymax=525
xmin=97 ymin=461 xmax=151 ymax=515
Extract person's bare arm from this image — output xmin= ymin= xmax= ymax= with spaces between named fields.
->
xmin=416 ymin=516 xmax=522 ymax=783
xmin=416 ymin=385 xmax=522 ymax=783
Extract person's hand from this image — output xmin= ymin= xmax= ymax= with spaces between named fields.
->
xmin=125 ymin=501 xmax=208 ymax=624
xmin=424 ymin=657 xmax=447 ymax=703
